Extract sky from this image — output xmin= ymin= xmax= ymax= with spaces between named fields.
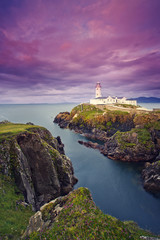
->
xmin=0 ymin=0 xmax=160 ymax=103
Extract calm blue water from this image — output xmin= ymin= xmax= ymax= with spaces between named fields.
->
xmin=0 ymin=103 xmax=160 ymax=234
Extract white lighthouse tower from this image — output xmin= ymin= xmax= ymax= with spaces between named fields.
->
xmin=95 ymin=82 xmax=102 ymax=98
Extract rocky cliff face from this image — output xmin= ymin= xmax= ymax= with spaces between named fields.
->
xmin=54 ymin=106 xmax=135 ymax=140
xmin=54 ymin=104 xmax=160 ymax=194
xmin=54 ymin=104 xmax=160 ymax=162
xmin=103 ymin=128 xmax=159 ymax=162
xmin=0 ymin=123 xmax=77 ymax=211
xmin=142 ymin=160 xmax=160 ymax=194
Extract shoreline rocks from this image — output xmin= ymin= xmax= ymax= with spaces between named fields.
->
xmin=142 ymin=161 xmax=160 ymax=194
xmin=54 ymin=106 xmax=160 ymax=163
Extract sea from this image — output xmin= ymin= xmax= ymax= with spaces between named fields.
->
xmin=0 ymin=102 xmax=160 ymax=234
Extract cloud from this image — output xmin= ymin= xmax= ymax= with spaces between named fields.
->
xmin=0 ymin=0 xmax=160 ymax=103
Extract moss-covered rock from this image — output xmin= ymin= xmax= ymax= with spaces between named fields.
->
xmin=104 ymin=128 xmax=158 ymax=162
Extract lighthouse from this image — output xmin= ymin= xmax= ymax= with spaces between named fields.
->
xmin=95 ymin=82 xmax=102 ymax=98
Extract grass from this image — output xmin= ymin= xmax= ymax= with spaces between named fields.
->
xmin=27 ymin=187 xmax=158 ymax=240
xmin=0 ymin=175 xmax=33 ymax=239
xmin=115 ymin=131 xmax=137 ymax=150
xmin=115 ymin=104 xmax=138 ymax=109
xmin=145 ymin=121 xmax=160 ymax=130
xmin=136 ymin=128 xmax=152 ymax=145
xmin=0 ymin=122 xmax=44 ymax=142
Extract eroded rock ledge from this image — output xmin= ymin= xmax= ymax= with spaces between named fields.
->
xmin=0 ymin=123 xmax=77 ymax=211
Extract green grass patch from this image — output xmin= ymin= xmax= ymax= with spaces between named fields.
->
xmin=115 ymin=128 xmax=154 ymax=150
xmin=145 ymin=121 xmax=160 ymax=130
xmin=115 ymin=104 xmax=138 ymax=109
xmin=115 ymin=131 xmax=137 ymax=150
xmin=0 ymin=122 xmax=44 ymax=142
xmin=136 ymin=128 xmax=152 ymax=145
xmin=106 ymin=121 xmax=112 ymax=126
xmin=0 ymin=175 xmax=33 ymax=239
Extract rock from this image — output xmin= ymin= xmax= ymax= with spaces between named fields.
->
xmin=102 ymin=129 xmax=158 ymax=162
xmin=22 ymin=195 xmax=68 ymax=238
xmin=54 ymin=105 xmax=160 ymax=163
xmin=26 ymin=122 xmax=34 ymax=125
xmin=140 ymin=236 xmax=160 ymax=240
xmin=16 ymin=200 xmax=28 ymax=207
xmin=23 ymin=211 xmax=48 ymax=237
xmin=142 ymin=161 xmax=160 ymax=193
xmin=78 ymin=140 xmax=104 ymax=152
xmin=54 ymin=112 xmax=71 ymax=128
xmin=0 ymin=125 xmax=77 ymax=211
xmin=155 ymin=153 xmax=160 ymax=161
xmin=0 ymin=120 xmax=10 ymax=124
xmin=56 ymin=136 xmax=65 ymax=155
xmin=54 ymin=108 xmax=134 ymax=140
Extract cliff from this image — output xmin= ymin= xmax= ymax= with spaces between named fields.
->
xmin=23 ymin=187 xmax=159 ymax=239
xmin=0 ymin=122 xmax=77 ymax=211
xmin=54 ymin=104 xmax=160 ymax=161
xmin=54 ymin=104 xmax=160 ymax=193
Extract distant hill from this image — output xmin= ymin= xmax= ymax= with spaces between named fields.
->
xmin=129 ymin=97 xmax=160 ymax=103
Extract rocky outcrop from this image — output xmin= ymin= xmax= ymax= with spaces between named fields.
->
xmin=78 ymin=140 xmax=104 ymax=152
xmin=78 ymin=128 xmax=159 ymax=162
xmin=103 ymin=129 xmax=159 ymax=162
xmin=54 ymin=104 xmax=160 ymax=193
xmin=54 ymin=112 xmax=71 ymax=128
xmin=0 ymin=124 xmax=77 ymax=211
xmin=23 ymin=187 xmax=159 ymax=239
xmin=142 ymin=161 xmax=160 ymax=193
xmin=23 ymin=195 xmax=67 ymax=238
xmin=54 ymin=105 xmax=135 ymax=140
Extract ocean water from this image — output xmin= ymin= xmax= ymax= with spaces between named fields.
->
xmin=0 ymin=103 xmax=160 ymax=234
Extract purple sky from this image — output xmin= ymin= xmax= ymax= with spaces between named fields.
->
xmin=0 ymin=0 xmax=160 ymax=103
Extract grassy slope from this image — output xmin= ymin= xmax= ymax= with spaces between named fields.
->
xmin=0 ymin=122 xmax=44 ymax=141
xmin=28 ymin=188 xmax=158 ymax=240
xmin=0 ymin=175 xmax=33 ymax=239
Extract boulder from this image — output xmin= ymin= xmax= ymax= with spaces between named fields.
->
xmin=142 ymin=161 xmax=160 ymax=193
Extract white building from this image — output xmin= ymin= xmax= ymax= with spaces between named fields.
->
xmin=90 ymin=83 xmax=137 ymax=106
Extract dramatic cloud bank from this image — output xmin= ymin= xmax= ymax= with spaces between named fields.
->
xmin=0 ymin=0 xmax=160 ymax=103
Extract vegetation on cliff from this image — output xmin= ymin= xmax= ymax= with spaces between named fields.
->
xmin=54 ymin=104 xmax=160 ymax=193
xmin=24 ymin=188 xmax=158 ymax=240
xmin=70 ymin=104 xmax=134 ymax=133
xmin=0 ymin=175 xmax=33 ymax=239
xmin=54 ymin=104 xmax=160 ymax=162
xmin=0 ymin=122 xmax=77 ymax=239
xmin=0 ymin=122 xmax=43 ymax=141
